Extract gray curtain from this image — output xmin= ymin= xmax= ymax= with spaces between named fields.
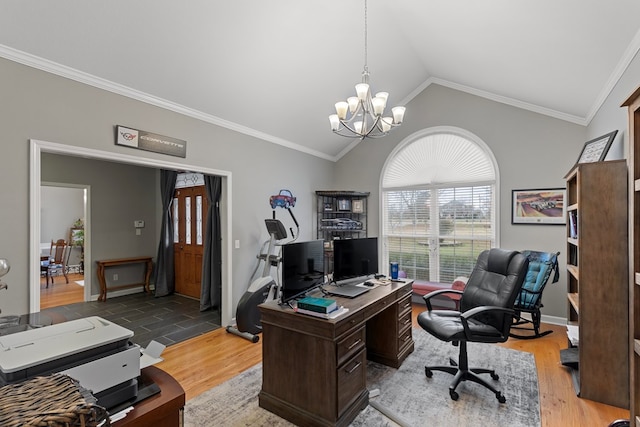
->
xmin=154 ymin=169 xmax=177 ymax=297
xmin=200 ymin=175 xmax=222 ymax=311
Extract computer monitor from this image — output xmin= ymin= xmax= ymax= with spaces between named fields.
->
xmin=332 ymin=237 xmax=378 ymax=282
xmin=280 ymin=239 xmax=325 ymax=304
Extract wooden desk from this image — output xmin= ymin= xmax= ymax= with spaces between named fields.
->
xmin=113 ymin=366 xmax=185 ymax=427
xmin=96 ymin=257 xmax=153 ymax=301
xmin=258 ymin=280 xmax=414 ymax=427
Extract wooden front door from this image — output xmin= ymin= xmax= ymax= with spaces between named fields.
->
xmin=172 ymin=186 xmax=208 ymax=299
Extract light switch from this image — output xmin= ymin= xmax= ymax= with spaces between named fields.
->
xmin=134 ymin=220 xmax=145 ymax=228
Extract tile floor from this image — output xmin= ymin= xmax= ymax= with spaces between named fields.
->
xmin=41 ymin=292 xmax=222 ymax=348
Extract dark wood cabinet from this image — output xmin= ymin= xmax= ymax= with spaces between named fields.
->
xmin=623 ymin=86 xmax=640 ymax=424
xmin=564 ymin=160 xmax=629 ymax=408
xmin=316 ymin=191 xmax=370 ymax=274
xmin=258 ymin=281 xmax=413 ymax=427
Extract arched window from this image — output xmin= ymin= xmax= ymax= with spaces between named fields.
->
xmin=380 ymin=127 xmax=498 ymax=283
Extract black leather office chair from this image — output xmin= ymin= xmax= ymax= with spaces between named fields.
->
xmin=417 ymin=248 xmax=529 ymax=402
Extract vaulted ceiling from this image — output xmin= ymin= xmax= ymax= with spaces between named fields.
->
xmin=2 ymin=1 xmax=640 ymax=160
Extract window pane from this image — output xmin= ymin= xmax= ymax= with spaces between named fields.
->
xmin=173 ymin=198 xmax=179 ymax=243
xmin=384 ymin=190 xmax=432 ymax=281
xmin=185 ymin=196 xmax=192 ymax=244
xmin=196 ymin=195 xmax=203 ymax=245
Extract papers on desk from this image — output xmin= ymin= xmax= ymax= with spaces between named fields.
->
xmin=140 ymin=340 xmax=166 ymax=368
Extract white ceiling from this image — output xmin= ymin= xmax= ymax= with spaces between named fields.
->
xmin=2 ymin=0 xmax=640 ymax=161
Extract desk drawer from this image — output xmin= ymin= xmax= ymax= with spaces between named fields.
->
xmin=363 ymin=293 xmax=395 ymax=320
xmin=398 ymin=326 xmax=413 ymax=351
xmin=337 ymin=348 xmax=366 ymax=417
xmin=337 ymin=327 xmax=365 ymax=366
xmin=336 ymin=311 xmax=364 ymax=337
xmin=397 ymin=294 xmax=412 ymax=317
xmin=397 ymin=309 xmax=412 ymax=333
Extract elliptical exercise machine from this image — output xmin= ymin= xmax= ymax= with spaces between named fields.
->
xmin=226 ymin=206 xmax=299 ymax=343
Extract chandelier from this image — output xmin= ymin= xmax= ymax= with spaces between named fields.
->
xmin=329 ymin=0 xmax=406 ymax=139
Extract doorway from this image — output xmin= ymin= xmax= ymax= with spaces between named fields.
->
xmin=40 ymin=183 xmax=90 ymax=308
xmin=29 ymin=139 xmax=234 ymax=326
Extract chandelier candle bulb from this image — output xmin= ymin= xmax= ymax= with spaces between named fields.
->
xmin=392 ymin=106 xmax=406 ymax=124
xmin=329 ymin=115 xmax=340 ymax=131
xmin=372 ymin=97 xmax=385 ymax=115
xmin=356 ymin=83 xmax=370 ymax=100
xmin=348 ymin=97 xmax=359 ymax=113
xmin=335 ymin=102 xmax=349 ymax=120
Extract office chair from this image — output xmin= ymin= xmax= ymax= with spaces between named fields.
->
xmin=417 ymin=248 xmax=529 ymax=402
xmin=510 ymin=250 xmax=560 ymax=339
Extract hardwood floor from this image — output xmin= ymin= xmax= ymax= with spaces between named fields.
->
xmin=44 ymin=285 xmax=629 ymax=425
xmin=40 ymin=272 xmax=84 ymax=309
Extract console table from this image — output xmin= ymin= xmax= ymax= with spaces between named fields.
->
xmin=113 ymin=366 xmax=185 ymax=427
xmin=258 ymin=280 xmax=414 ymax=427
xmin=96 ymin=257 xmax=153 ymax=302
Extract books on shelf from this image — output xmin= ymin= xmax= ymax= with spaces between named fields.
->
xmin=296 ymin=306 xmax=349 ymax=319
xmin=568 ymin=211 xmax=578 ymax=239
xmin=297 ymin=296 xmax=337 ymax=313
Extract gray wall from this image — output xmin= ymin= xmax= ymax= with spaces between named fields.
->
xmin=0 ymin=57 xmax=333 ymax=316
xmin=42 ymin=153 xmax=159 ymax=296
xmin=40 ymin=185 xmax=84 ymax=266
xmin=2 ymin=47 xmax=639 ymax=321
xmin=334 ymin=84 xmax=588 ymax=320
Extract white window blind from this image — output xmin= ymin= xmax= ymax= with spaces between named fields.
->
xmin=381 ymin=131 xmax=496 ymax=282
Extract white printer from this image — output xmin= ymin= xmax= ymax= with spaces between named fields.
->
xmin=0 ymin=316 xmax=140 ymax=408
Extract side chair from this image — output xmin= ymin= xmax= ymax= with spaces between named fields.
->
xmin=417 ymin=248 xmax=529 ymax=402
xmin=40 ymin=239 xmax=69 ymax=287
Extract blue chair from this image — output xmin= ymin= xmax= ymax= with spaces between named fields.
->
xmin=510 ymin=250 xmax=560 ymax=339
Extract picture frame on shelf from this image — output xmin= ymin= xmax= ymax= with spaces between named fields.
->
xmin=575 ymin=130 xmax=618 ymax=164
xmin=511 ymin=188 xmax=566 ymax=225
xmin=323 ymin=202 xmax=333 ymax=211
xmin=337 ymin=199 xmax=351 ymax=211
xmin=352 ymin=199 xmax=363 ymax=213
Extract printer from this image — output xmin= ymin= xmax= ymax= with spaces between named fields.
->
xmin=0 ymin=316 xmax=140 ymax=409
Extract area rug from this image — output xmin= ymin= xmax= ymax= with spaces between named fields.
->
xmin=184 ymin=329 xmax=541 ymax=427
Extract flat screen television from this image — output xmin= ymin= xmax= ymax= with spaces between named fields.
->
xmin=332 ymin=237 xmax=378 ymax=282
xmin=280 ymin=239 xmax=325 ymax=304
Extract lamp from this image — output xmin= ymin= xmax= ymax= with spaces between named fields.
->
xmin=329 ymin=0 xmax=406 ymax=139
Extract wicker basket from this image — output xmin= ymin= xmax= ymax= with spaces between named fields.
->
xmin=0 ymin=374 xmax=111 ymax=427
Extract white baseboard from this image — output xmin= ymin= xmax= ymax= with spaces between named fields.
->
xmin=89 ymin=286 xmax=147 ymax=301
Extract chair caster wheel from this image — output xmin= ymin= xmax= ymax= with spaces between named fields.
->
xmin=491 ymin=372 xmax=499 ymax=380
xmin=496 ymin=392 xmax=506 ymax=403
xmin=449 ymin=389 xmax=459 ymax=401
xmin=425 ymin=367 xmax=433 ymax=378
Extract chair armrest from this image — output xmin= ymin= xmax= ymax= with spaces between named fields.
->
xmin=459 ymin=306 xmax=516 ymax=339
xmin=423 ymin=288 xmax=464 ymax=311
